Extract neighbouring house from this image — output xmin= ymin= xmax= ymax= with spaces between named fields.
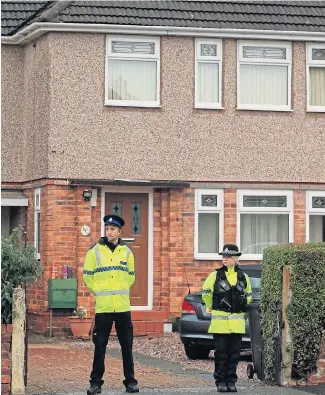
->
xmin=1 ymin=0 xmax=325 ymax=337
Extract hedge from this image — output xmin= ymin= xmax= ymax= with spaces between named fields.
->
xmin=260 ymin=242 xmax=325 ymax=383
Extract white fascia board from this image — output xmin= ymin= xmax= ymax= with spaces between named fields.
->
xmin=2 ymin=22 xmax=325 ymax=45
xmin=1 ymin=198 xmax=28 ymax=206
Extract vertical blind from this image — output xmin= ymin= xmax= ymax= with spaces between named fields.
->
xmin=240 ymin=64 xmax=288 ymax=106
xmin=107 ymin=59 xmax=157 ymax=101
xmin=310 ymin=67 xmax=325 ymax=106
xmin=197 ymin=63 xmax=219 ymax=104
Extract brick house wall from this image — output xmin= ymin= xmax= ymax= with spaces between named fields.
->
xmin=3 ymin=179 xmax=322 ymax=337
xmin=1 ymin=324 xmax=12 ymax=395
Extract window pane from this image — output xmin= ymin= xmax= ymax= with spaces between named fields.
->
xmin=198 ymin=213 xmax=219 ymax=253
xmin=112 ymin=41 xmax=155 ymax=55
xmin=201 ymin=44 xmax=217 ymax=57
xmin=312 ymin=196 xmax=325 ymax=209
xmin=309 ymin=215 xmax=325 ymax=242
xmin=111 ymin=203 xmax=122 ymax=216
xmin=310 ymin=67 xmax=325 ymax=106
xmin=243 ymin=46 xmax=286 ymax=59
xmin=243 ymin=195 xmax=287 ymax=208
xmin=201 ymin=195 xmax=218 ymax=207
xmin=36 ymin=212 xmax=41 ymax=254
xmin=240 ymin=64 xmax=288 ymax=106
xmin=108 ymin=59 xmax=157 ymax=101
xmin=197 ymin=62 xmax=219 ymax=103
xmin=240 ymin=214 xmax=289 ymax=254
xmin=131 ymin=204 xmax=141 ymax=235
xmin=312 ymin=48 xmax=325 ymax=61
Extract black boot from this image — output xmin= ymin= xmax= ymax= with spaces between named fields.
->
xmin=227 ymin=382 xmax=237 ymax=392
xmin=125 ymin=382 xmax=139 ymax=393
xmin=217 ymin=382 xmax=228 ymax=393
xmin=87 ymin=383 xmax=101 ymax=395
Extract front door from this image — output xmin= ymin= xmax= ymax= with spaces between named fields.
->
xmin=105 ymin=193 xmax=148 ymax=306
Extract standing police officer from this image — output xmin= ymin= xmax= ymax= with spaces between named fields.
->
xmin=202 ymin=244 xmax=252 ymax=393
xmin=83 ymin=214 xmax=139 ymax=394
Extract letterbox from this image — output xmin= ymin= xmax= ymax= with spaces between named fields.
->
xmin=48 ymin=279 xmax=77 ymax=309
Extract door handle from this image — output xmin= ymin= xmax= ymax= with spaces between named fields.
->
xmin=121 ymin=238 xmax=135 ymax=243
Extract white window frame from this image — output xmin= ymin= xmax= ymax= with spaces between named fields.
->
xmin=194 ymin=189 xmax=224 ymax=260
xmin=105 ymin=35 xmax=160 ymax=108
xmin=34 ymin=188 xmax=41 ymax=259
xmin=237 ymin=189 xmax=293 ymax=260
xmin=237 ymin=40 xmax=292 ymax=111
xmin=306 ymin=43 xmax=325 ymax=113
xmin=195 ymin=38 xmax=223 ymax=109
xmin=306 ymin=191 xmax=325 ymax=242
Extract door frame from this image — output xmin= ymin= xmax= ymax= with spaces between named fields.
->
xmin=101 ymin=186 xmax=154 ymax=310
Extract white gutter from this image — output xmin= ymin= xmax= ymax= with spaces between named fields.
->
xmin=2 ymin=22 xmax=325 ymax=45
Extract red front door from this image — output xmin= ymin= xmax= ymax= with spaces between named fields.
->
xmin=105 ymin=193 xmax=148 ymax=306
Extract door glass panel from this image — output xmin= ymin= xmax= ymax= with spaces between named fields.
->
xmin=112 ymin=203 xmax=122 ymax=216
xmin=131 ymin=204 xmax=141 ymax=234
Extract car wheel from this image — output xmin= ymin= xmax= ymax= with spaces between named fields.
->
xmin=184 ymin=345 xmax=211 ymax=360
xmin=247 ymin=363 xmax=255 ymax=379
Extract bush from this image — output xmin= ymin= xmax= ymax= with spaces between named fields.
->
xmin=1 ymin=228 xmax=43 ymax=324
xmin=260 ymin=243 xmax=325 ymax=383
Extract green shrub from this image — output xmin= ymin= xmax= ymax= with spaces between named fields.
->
xmin=260 ymin=243 xmax=325 ymax=383
xmin=1 ymin=228 xmax=43 ymax=324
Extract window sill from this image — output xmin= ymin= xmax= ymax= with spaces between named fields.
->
xmin=105 ymin=101 xmax=162 ymax=108
xmin=194 ymin=255 xmax=223 ymax=261
xmin=194 ymin=105 xmax=224 ymax=110
xmin=306 ymin=107 xmax=325 ymax=113
xmin=240 ymin=254 xmax=263 ymax=261
xmin=236 ymin=106 xmax=293 ymax=112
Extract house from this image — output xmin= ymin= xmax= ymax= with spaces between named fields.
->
xmin=1 ymin=0 xmax=325 ymax=337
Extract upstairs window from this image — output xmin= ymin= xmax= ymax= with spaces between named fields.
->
xmin=195 ymin=38 xmax=222 ymax=109
xmin=34 ymin=188 xmax=41 ymax=259
xmin=105 ymin=36 xmax=160 ymax=107
xmin=237 ymin=41 xmax=292 ymax=111
xmin=307 ymin=44 xmax=325 ymax=112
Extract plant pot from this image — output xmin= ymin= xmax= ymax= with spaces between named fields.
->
xmin=68 ymin=317 xmax=93 ymax=338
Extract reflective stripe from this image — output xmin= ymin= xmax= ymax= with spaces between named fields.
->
xmin=211 ymin=315 xmax=245 ymax=321
xmin=202 ymin=289 xmax=211 ymax=294
xmin=94 ymin=266 xmax=128 ymax=273
xmin=93 ymin=290 xmax=130 ymax=296
xmin=128 ymin=271 xmax=135 ymax=275
xmin=94 ymin=244 xmax=101 ymax=268
xmin=246 ymin=293 xmax=252 ymax=297
xmin=83 ymin=269 xmax=94 ymax=275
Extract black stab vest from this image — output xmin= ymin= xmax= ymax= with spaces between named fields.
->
xmin=212 ymin=266 xmax=247 ymax=313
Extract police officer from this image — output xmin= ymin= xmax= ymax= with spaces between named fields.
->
xmin=83 ymin=215 xmax=139 ymax=394
xmin=202 ymin=244 xmax=252 ymax=393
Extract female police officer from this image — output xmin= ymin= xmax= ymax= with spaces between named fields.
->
xmin=202 ymin=244 xmax=252 ymax=393
xmin=83 ymin=215 xmax=139 ymax=394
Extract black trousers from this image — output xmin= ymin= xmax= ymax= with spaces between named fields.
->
xmin=213 ymin=333 xmax=242 ymax=384
xmin=90 ymin=311 xmax=137 ymax=387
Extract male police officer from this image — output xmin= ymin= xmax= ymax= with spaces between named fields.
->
xmin=202 ymin=244 xmax=252 ymax=393
xmin=83 ymin=215 xmax=139 ymax=394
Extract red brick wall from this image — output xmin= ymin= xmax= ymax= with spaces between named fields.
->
xmin=2 ymin=180 xmax=321 ymax=335
xmin=1 ymin=324 xmax=12 ymax=395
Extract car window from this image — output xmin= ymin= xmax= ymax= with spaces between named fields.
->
xmin=249 ymin=277 xmax=261 ymax=290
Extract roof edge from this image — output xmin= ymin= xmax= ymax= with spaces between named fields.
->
xmin=2 ymin=22 xmax=325 ymax=45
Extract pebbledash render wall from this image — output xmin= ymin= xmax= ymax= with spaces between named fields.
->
xmin=2 ymin=33 xmax=325 ymax=185
xmin=2 ymin=179 xmax=323 ymax=336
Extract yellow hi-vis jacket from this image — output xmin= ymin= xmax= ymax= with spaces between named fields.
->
xmin=202 ymin=265 xmax=252 ymax=334
xmin=83 ymin=237 xmax=135 ymax=313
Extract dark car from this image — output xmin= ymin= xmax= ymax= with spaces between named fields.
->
xmin=179 ymin=264 xmax=262 ymax=360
